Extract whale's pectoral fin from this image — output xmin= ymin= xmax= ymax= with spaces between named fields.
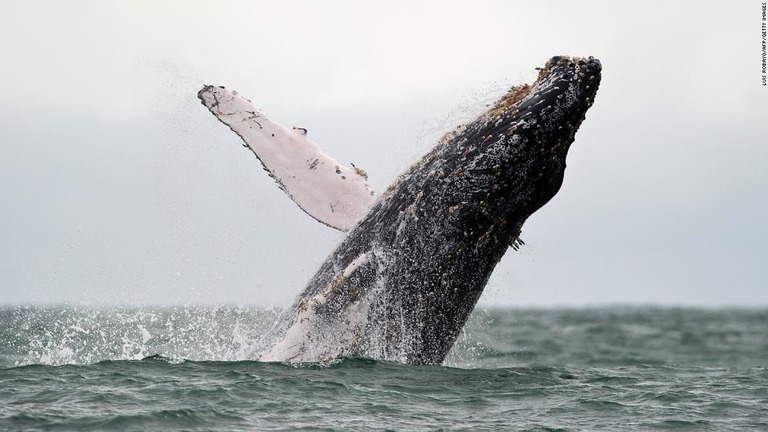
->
xmin=198 ymin=85 xmax=376 ymax=232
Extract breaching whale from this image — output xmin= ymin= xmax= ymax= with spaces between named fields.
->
xmin=198 ymin=55 xmax=602 ymax=365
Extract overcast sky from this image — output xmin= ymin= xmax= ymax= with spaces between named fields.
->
xmin=1 ymin=1 xmax=766 ymax=307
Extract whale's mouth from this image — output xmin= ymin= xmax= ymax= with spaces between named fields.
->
xmin=485 ymin=55 xmax=602 ymax=118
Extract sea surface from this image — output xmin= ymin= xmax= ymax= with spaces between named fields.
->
xmin=1 ymin=306 xmax=766 ymax=431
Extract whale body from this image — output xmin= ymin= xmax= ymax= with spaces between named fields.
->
xmin=199 ymin=56 xmax=602 ymax=365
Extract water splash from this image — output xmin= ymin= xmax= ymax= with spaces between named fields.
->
xmin=0 ymin=305 xmax=279 ymax=367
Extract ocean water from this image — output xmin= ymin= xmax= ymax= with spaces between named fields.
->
xmin=1 ymin=306 xmax=766 ymax=431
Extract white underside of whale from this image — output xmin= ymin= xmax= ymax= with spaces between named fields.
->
xmin=257 ymin=251 xmax=375 ymax=362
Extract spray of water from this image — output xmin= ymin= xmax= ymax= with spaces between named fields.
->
xmin=1 ymin=305 xmax=280 ymax=367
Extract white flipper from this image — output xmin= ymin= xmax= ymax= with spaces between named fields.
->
xmin=198 ymin=85 xmax=375 ymax=232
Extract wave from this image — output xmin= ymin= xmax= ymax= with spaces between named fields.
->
xmin=3 ymin=305 xmax=768 ymax=369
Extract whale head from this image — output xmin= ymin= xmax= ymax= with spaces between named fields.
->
xmin=470 ymin=55 xmax=602 ymax=221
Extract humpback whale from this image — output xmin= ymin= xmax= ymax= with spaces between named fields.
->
xmin=198 ymin=55 xmax=602 ymax=365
